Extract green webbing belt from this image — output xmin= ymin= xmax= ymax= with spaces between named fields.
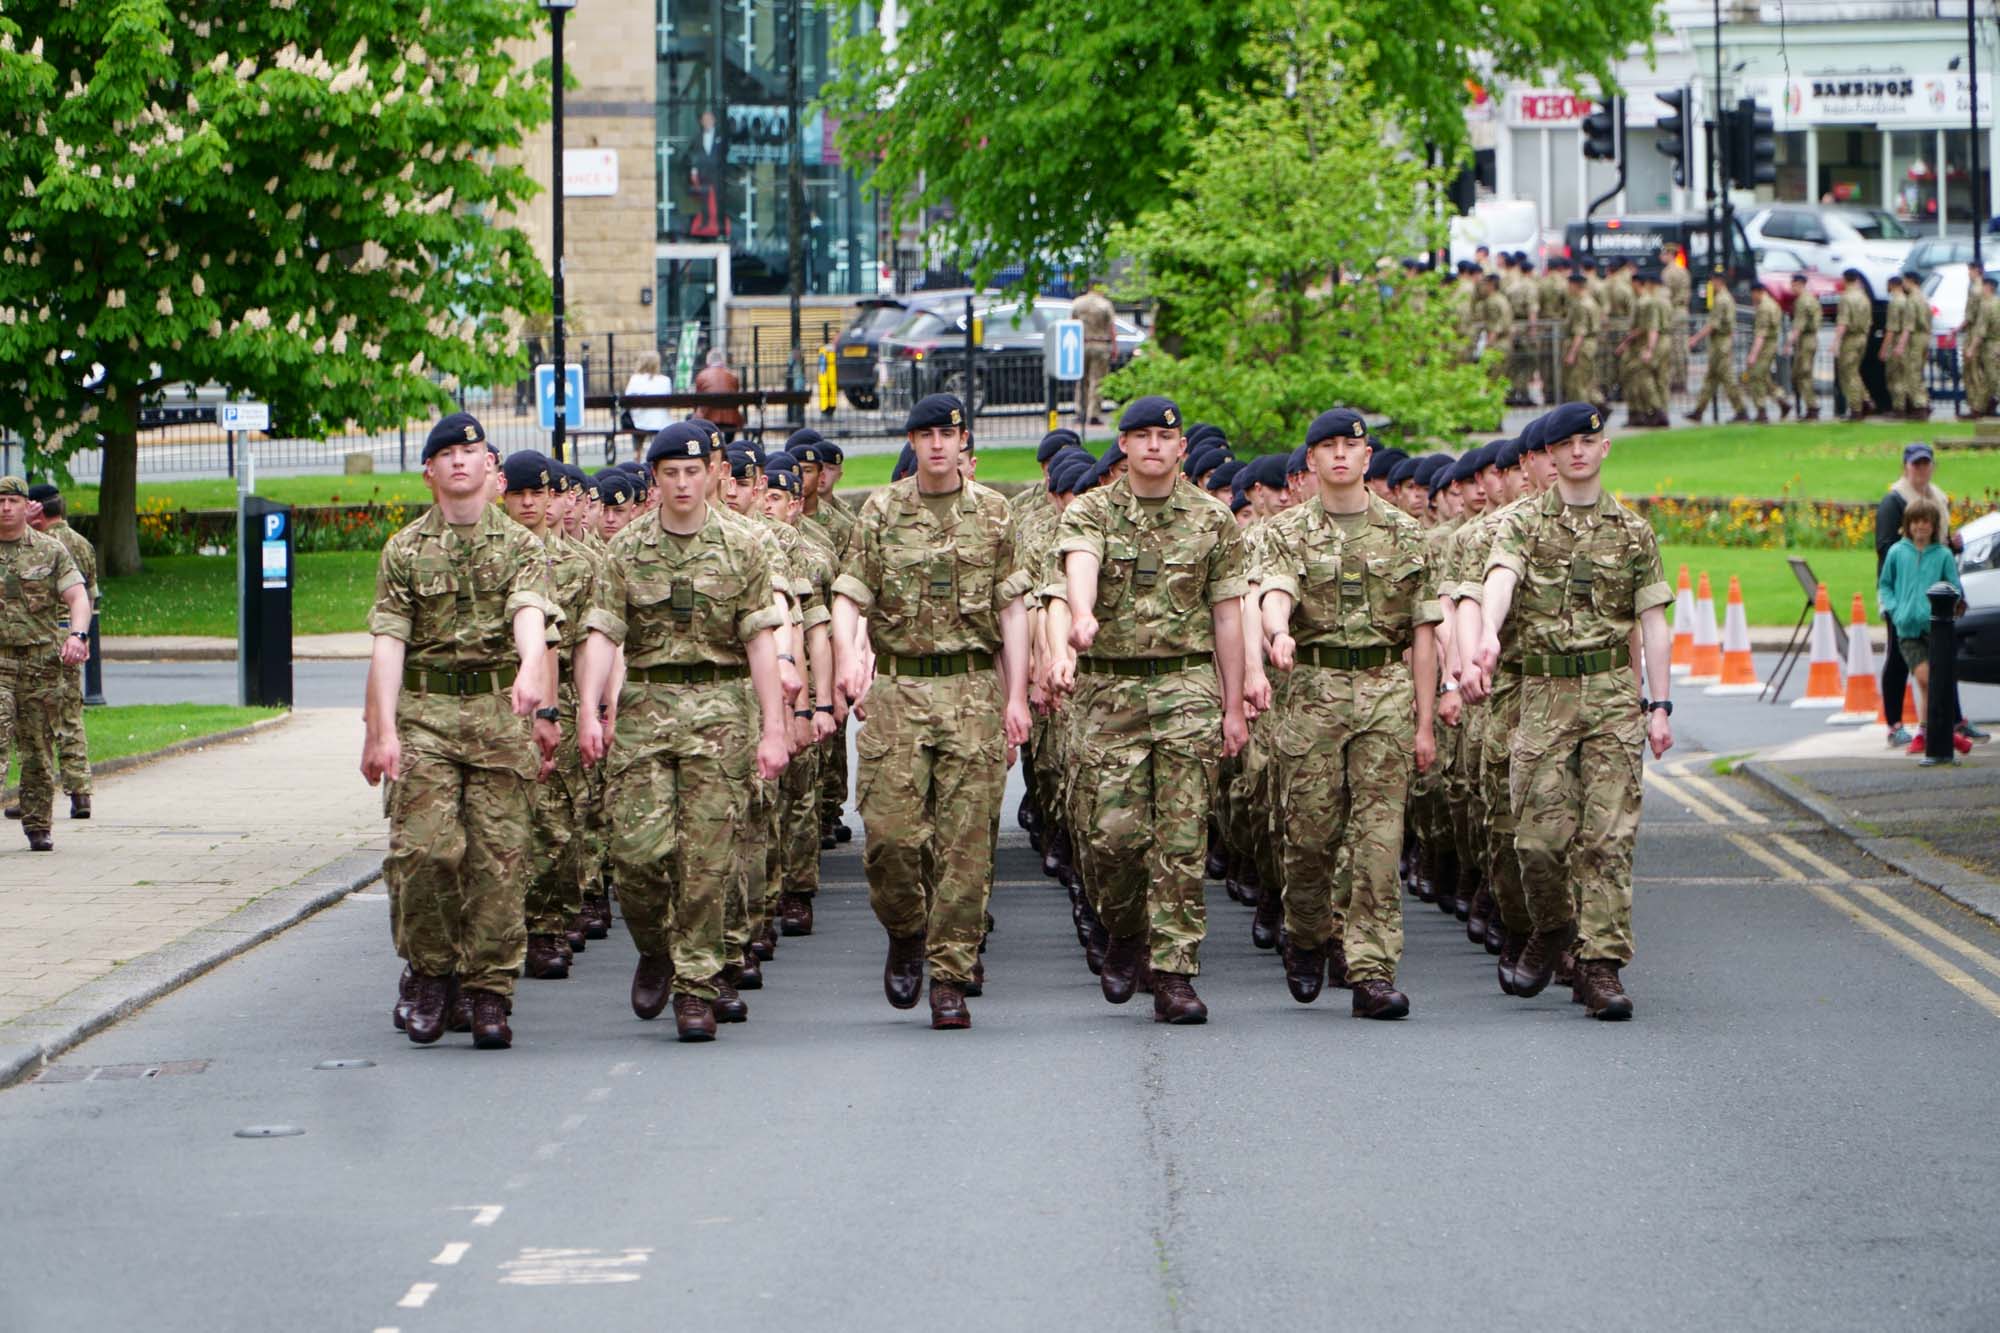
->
xmin=884 ymin=651 xmax=995 ymax=678
xmin=1296 ymin=644 xmax=1393 ymax=671
xmin=401 ymin=664 xmax=520 ymax=696
xmin=1511 ymin=645 xmax=1631 ymax=677
xmin=629 ymin=662 xmax=749 ymax=685
xmin=1077 ymin=652 xmax=1213 ymax=678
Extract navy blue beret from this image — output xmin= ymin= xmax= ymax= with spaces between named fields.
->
xmin=765 ymin=468 xmax=801 ymax=495
xmin=647 ymin=422 xmax=711 ymax=464
xmin=1118 ymin=395 xmax=1181 ymax=432
xmin=1543 ymin=401 xmax=1604 ymax=441
xmin=1305 ymin=408 xmax=1369 ymax=448
xmin=1037 ymin=429 xmax=1081 ymax=464
xmin=501 ymin=450 xmax=553 ymax=492
xmin=423 ymin=412 xmax=487 ymax=462
xmin=905 ymin=393 xmax=968 ymax=432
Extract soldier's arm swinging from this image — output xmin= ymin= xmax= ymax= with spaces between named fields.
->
xmin=745 ymin=628 xmax=793 ymax=780
xmin=1454 ymin=594 xmax=1488 ymax=703
xmin=574 ymin=629 xmax=617 ymax=766
xmin=998 ymin=597 xmax=1032 ymax=747
xmin=1475 ymin=567 xmax=1518 ymax=678
xmin=831 ymin=594 xmax=867 ymax=706
xmin=1241 ymin=590 xmax=1271 ymax=715
xmin=58 ymin=583 xmax=90 ymax=664
xmin=1412 ymin=623 xmax=1438 ymax=774
xmin=1064 ymin=550 xmax=1102 ymax=651
xmin=1640 ymin=606 xmax=1675 ymax=758
xmin=508 ymin=607 xmax=548 ymax=717
xmin=807 ymin=622 xmax=837 ymax=741
xmin=361 ymin=634 xmax=407 ymax=785
xmin=1043 ymin=595 xmax=1076 ymax=694
xmin=1211 ymin=599 xmax=1249 ymax=758
xmin=1259 ymin=588 xmax=1296 ymax=673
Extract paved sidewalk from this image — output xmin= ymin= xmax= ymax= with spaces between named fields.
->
xmin=0 ymin=707 xmax=383 ymax=1083
xmin=104 ymin=632 xmax=374 ymax=661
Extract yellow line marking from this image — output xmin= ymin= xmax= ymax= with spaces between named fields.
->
xmin=1643 ymin=767 xmax=1728 ymax=824
xmin=1675 ymin=769 xmax=1769 ymax=824
xmin=1767 ymin=832 xmax=2000 ymax=982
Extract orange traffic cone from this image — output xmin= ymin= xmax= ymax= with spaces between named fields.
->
xmin=1686 ymin=572 xmax=1723 ymax=684
xmin=1705 ymin=575 xmax=1765 ymax=695
xmin=1792 ymin=584 xmax=1844 ymax=709
xmin=1670 ymin=565 xmax=1695 ymax=676
xmin=1831 ymin=593 xmax=1883 ymax=725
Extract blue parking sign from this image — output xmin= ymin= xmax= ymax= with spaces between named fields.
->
xmin=536 ymin=363 xmax=585 ymax=430
xmin=1046 ymin=320 xmax=1085 ymax=381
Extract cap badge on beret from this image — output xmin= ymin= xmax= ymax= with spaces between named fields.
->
xmin=464 ymin=424 xmax=479 ymax=442
xmin=1589 ymin=412 xmax=1600 ymax=431
xmin=1351 ymin=419 xmax=1365 ymax=438
xmin=1163 ymin=407 xmax=1176 ymax=426
xmin=950 ymin=407 xmax=962 ymax=426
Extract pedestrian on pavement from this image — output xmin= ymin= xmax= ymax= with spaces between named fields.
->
xmin=1471 ymin=402 xmax=1675 ymax=1020
xmin=1687 ymin=270 xmax=1750 ymax=423
xmin=693 ymin=348 xmax=744 ymax=443
xmin=831 ymin=393 xmax=1033 ymax=1030
xmin=361 ymin=414 xmax=558 ymax=1049
xmin=1834 ymin=269 xmax=1876 ymax=420
xmin=1877 ymin=496 xmax=1970 ymax=757
xmin=1257 ymin=408 xmax=1440 ymax=1019
xmin=1787 ymin=274 xmax=1821 ymax=420
xmin=1044 ymin=395 xmax=1251 ymax=1025
xmin=0 ymin=476 xmax=91 ymax=854
xmin=574 ymin=422 xmax=792 ymax=1042
xmin=1874 ymin=443 xmax=1986 ymax=746
xmin=25 ymin=483 xmax=95 ymax=818
xmin=622 ymin=351 xmax=676 ymax=457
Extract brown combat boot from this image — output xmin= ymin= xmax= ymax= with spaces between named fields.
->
xmin=965 ymin=957 xmax=985 ymax=997
xmin=69 ymin=793 xmax=90 ymax=819
xmin=468 ymin=989 xmax=513 ymax=1049
xmin=713 ymin=970 xmax=748 ymax=1024
xmin=1084 ymin=918 xmax=1109 ymax=975
xmin=404 ymin=973 xmax=452 ymax=1045
xmin=630 ymin=953 xmax=674 ymax=1020
xmin=524 ymin=933 xmax=570 ymax=980
xmin=778 ymin=892 xmax=814 ymax=937
xmin=1496 ymin=933 xmax=1526 ymax=995
xmin=1327 ymin=936 xmax=1351 ymax=990
xmin=1575 ymin=959 xmax=1634 ymax=1020
xmin=1151 ymin=973 xmax=1208 ymax=1025
xmin=1513 ymin=923 xmax=1576 ymax=998
xmin=736 ymin=944 xmax=764 ymax=990
xmin=1777 ymin=397 xmax=1791 ymax=420
xmin=392 ymin=964 xmax=416 ymax=1031
xmin=883 ymin=932 xmax=925 ymax=1010
xmin=672 ymin=992 xmax=717 ymax=1042
xmin=752 ymin=921 xmax=778 ymax=961
xmin=583 ymin=892 xmax=612 ymax=939
xmin=1100 ymin=933 xmax=1146 ymax=1005
xmin=1466 ymin=886 xmax=1493 ymax=945
xmin=447 ymin=986 xmax=473 ymax=1033
xmin=1350 ymin=978 xmax=1410 ymax=1020
xmin=1250 ymin=884 xmax=1282 ymax=950
xmin=929 ymin=978 xmax=970 ymax=1030
xmin=1754 ymin=408 xmax=1770 ymax=423
xmin=25 ymin=829 xmax=52 ymax=852
xmin=1281 ymin=939 xmax=1324 ymax=1004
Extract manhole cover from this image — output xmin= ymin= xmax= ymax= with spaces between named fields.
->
xmin=312 ymin=1059 xmax=375 ymax=1071
xmin=234 ymin=1125 xmax=305 ymax=1139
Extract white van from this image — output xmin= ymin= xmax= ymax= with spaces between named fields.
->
xmin=1449 ymin=199 xmax=1542 ymax=269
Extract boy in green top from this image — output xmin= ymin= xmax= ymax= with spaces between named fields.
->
xmin=1876 ymin=496 xmax=1968 ymax=756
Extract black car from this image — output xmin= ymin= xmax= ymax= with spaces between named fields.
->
xmin=1562 ymin=212 xmax=1759 ymax=298
xmin=1956 ymin=511 xmax=2000 ymax=686
xmin=831 ymin=297 xmax=916 ymax=410
xmin=874 ymin=296 xmax=1145 ymax=414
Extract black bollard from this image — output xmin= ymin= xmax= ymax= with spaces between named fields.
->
xmin=82 ymin=610 xmax=106 ymax=706
xmin=1920 ymin=580 xmax=1961 ymax=767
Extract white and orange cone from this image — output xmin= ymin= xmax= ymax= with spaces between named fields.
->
xmin=1705 ymin=575 xmax=1765 ymax=695
xmin=1792 ymin=584 xmax=1845 ymax=708
xmin=1685 ymin=572 xmax=1723 ymax=685
xmin=1831 ymin=592 xmax=1883 ymax=725
xmin=1669 ymin=565 xmax=1696 ymax=676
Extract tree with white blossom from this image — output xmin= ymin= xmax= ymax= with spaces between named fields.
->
xmin=0 ymin=1 xmax=554 ymax=572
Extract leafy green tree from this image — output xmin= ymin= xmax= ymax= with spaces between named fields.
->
xmin=826 ymin=0 xmax=1655 ymax=294
xmin=0 ymin=1 xmax=553 ymax=573
xmin=1102 ymin=33 xmax=1500 ymax=447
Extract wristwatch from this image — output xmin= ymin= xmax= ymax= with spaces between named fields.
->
xmin=1641 ymin=698 xmax=1673 ymax=716
xmin=70 ymin=630 xmax=88 ymax=641
xmin=1442 ymin=679 xmax=1460 ymax=693
xmin=792 ymin=709 xmax=814 ymax=720
xmin=534 ymin=706 xmax=560 ymax=722
xmin=777 ymin=653 xmax=797 ymax=665
xmin=814 ymin=704 xmax=835 ymax=714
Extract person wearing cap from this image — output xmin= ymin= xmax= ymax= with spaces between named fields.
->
xmin=594 ymin=470 xmax=642 ymax=540
xmin=1256 ymin=408 xmax=1439 ymax=1018
xmin=0 ymin=476 xmax=91 ymax=853
xmin=1562 ymin=270 xmax=1604 ymax=416
xmin=1659 ymin=245 xmax=1692 ymax=386
xmin=1042 ymin=394 xmax=1249 ymax=1025
xmin=1615 ymin=272 xmax=1666 ymax=430
xmin=1899 ymin=271 xmax=1932 ymax=422
xmin=831 ymin=393 xmax=1032 ymax=1031
xmin=1011 ymin=430 xmax=1084 ymax=855
xmin=498 ymin=451 xmax=605 ymax=981
xmin=1882 ymin=273 xmax=1920 ymax=421
xmin=17 ymin=483 xmax=97 ymax=820
xmin=1474 ymin=272 xmax=1514 ymax=393
xmin=1019 ymin=451 xmax=1093 ymax=911
xmin=791 ymin=433 xmax=854 ymax=562
xmin=573 ymin=420 xmax=791 ymax=1043
xmin=1685 ymin=269 xmax=1750 ymax=424
xmin=1833 ymin=269 xmax=1876 ymax=419
xmin=362 ymin=413 xmax=560 ymax=1049
xmin=1469 ymin=401 xmax=1673 ymax=1021
xmin=1362 ymin=447 xmax=1404 ymax=503
xmin=1786 ymin=273 xmax=1822 ymax=421
xmin=549 ymin=462 xmax=619 ymax=938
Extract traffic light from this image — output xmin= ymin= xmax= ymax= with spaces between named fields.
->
xmin=1731 ymin=97 xmax=1776 ymax=189
xmin=1656 ymin=88 xmax=1693 ymax=188
xmin=1582 ymin=95 xmax=1622 ymax=162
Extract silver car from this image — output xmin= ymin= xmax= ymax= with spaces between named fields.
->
xmin=1743 ymin=205 xmax=1917 ymax=290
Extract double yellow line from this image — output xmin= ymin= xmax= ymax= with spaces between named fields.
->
xmin=1645 ymin=760 xmax=2000 ymax=1020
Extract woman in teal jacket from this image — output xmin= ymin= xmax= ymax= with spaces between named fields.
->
xmin=1877 ymin=496 xmax=1966 ymax=753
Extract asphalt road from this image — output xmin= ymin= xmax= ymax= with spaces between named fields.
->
xmin=6 ymin=747 xmax=2000 ymax=1330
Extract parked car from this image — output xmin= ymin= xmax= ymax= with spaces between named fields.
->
xmin=1560 ymin=212 xmax=1759 ymax=300
xmin=1753 ymin=245 xmax=1843 ymax=321
xmin=1955 ymin=509 xmax=2000 ymax=685
xmin=1903 ymin=235 xmax=1980 ymax=283
xmin=874 ymin=296 xmax=1147 ymax=413
xmin=1917 ymin=263 xmax=2000 ymax=344
xmin=1742 ymin=205 xmax=1916 ymax=291
xmin=832 ymin=297 xmax=915 ymax=409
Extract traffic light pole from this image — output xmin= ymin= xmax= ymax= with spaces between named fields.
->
xmin=1971 ymin=0 xmax=1984 ymax=268
xmin=1586 ymin=97 xmax=1627 ymax=220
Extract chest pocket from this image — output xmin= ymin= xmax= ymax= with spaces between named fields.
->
xmin=1520 ymin=534 xmax=1570 ymax=617
xmin=1099 ymin=540 xmax=1139 ymax=608
xmin=1584 ymin=546 xmax=1635 ymax=620
xmin=1300 ymin=558 xmax=1346 ymax=630
xmin=956 ymin=538 xmax=996 ymax=623
xmin=1366 ymin=553 xmax=1423 ymax=636
xmin=410 ymin=561 xmax=458 ymax=641
xmin=1161 ymin=533 xmax=1213 ymax=615
xmin=878 ymin=545 xmax=931 ymax=619
xmin=7 ymin=561 xmax=58 ymax=620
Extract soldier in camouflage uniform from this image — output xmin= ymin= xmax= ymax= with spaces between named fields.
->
xmin=1660 ymin=247 xmax=1692 ymax=394
xmin=811 ymin=440 xmax=859 ymax=848
xmin=0 ymin=476 xmax=92 ymax=854
xmin=1687 ymin=271 xmax=1749 ymax=423
xmin=1958 ymin=262 xmax=1989 ymax=419
xmin=1786 ymin=274 xmax=1822 ymax=421
xmin=1744 ymin=285 xmax=1786 ymax=422
xmin=1881 ymin=274 xmax=1917 ymax=418
xmin=832 ymin=394 xmax=1033 ymax=1031
xmin=1257 ymin=409 xmax=1439 ymax=1019
xmin=575 ymin=421 xmax=791 ymax=1042
xmin=25 ymin=484 xmax=95 ymax=819
xmin=1979 ymin=276 xmax=2000 ymax=419
xmin=362 ymin=414 xmax=559 ymax=1050
xmin=1562 ymin=272 xmax=1604 ymax=412
xmin=1617 ymin=273 xmax=1667 ymax=429
xmin=1475 ymin=273 xmax=1514 ymax=398
xmin=1471 ymin=401 xmax=1675 ymax=1021
xmin=1502 ymin=254 xmax=1540 ymax=405
xmin=1834 ymin=270 xmax=1875 ymax=420
xmin=1045 ymin=395 xmax=1250 ymax=1025
xmin=1901 ymin=274 xmax=1932 ymax=422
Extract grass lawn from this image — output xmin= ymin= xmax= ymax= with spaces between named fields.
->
xmin=103 ymin=551 xmax=378 ymax=638
xmin=5 ymin=704 xmax=280 ymax=789
xmin=1602 ymin=420 xmax=2000 ymax=504
xmin=65 ymin=474 xmax=435 ymax=516
xmin=1657 ymin=542 xmax=1880 ymax=626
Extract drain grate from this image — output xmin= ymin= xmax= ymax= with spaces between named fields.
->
xmin=34 ymin=1059 xmax=211 ymax=1084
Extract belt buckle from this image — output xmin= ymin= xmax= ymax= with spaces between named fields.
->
xmin=1571 ymin=654 xmax=1590 ymax=676
xmin=927 ymin=653 xmax=947 ymax=676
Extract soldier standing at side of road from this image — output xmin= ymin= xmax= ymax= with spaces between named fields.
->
xmin=1958 ymin=261 xmax=1989 ymax=419
xmin=1073 ymin=284 xmax=1119 ymax=430
xmin=1834 ymin=269 xmax=1876 ymax=420
xmin=1880 ymin=274 xmax=1916 ymax=420
xmin=831 ymin=394 xmax=1033 ymax=1031
xmin=1469 ymin=402 xmax=1675 ymax=1022
xmin=361 ymin=414 xmax=559 ymax=1050
xmin=1476 ymin=273 xmax=1514 ymax=402
xmin=1044 ymin=395 xmax=1251 ymax=1025
xmin=1744 ymin=283 xmax=1786 ymax=423
xmin=1787 ymin=274 xmax=1822 ymax=421
xmin=25 ymin=483 xmax=95 ymax=819
xmin=1686 ymin=271 xmax=1750 ymax=424
xmin=1562 ymin=271 xmax=1604 ymax=416
xmin=0 ymin=476 xmax=92 ymax=854
xmin=1902 ymin=274 xmax=1933 ymax=422
xmin=1616 ymin=272 xmax=1666 ymax=429
xmin=1661 ymin=246 xmax=1692 ymax=393
xmin=1257 ymin=409 xmax=1439 ymax=1020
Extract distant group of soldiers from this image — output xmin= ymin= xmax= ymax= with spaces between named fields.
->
xmin=1 ymin=479 xmax=97 ymax=853
xmin=365 ymin=385 xmax=1675 ymax=1045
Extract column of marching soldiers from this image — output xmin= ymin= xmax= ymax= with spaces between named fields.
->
xmin=363 ymin=390 xmax=1674 ymax=1048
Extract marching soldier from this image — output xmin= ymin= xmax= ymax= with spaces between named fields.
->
xmin=1787 ymin=274 xmax=1822 ymax=421
xmin=1959 ymin=261 xmax=1989 ymax=419
xmin=1660 ymin=246 xmax=1692 ymax=393
xmin=1502 ymin=254 xmax=1539 ymax=406
xmin=1881 ymin=273 xmax=1917 ymax=419
xmin=24 ymin=483 xmax=95 ymax=819
xmin=1686 ymin=271 xmax=1749 ymax=424
xmin=1834 ymin=269 xmax=1875 ymax=420
xmin=0 ymin=476 xmax=92 ymax=854
xmin=1617 ymin=272 xmax=1667 ymax=429
xmin=1744 ymin=283 xmax=1786 ymax=422
xmin=1476 ymin=272 xmax=1514 ymax=395
xmin=1562 ymin=271 xmax=1604 ymax=415
xmin=362 ymin=414 xmax=558 ymax=1049
xmin=1901 ymin=273 xmax=1933 ymax=422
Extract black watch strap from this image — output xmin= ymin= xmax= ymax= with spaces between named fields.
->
xmin=814 ymin=704 xmax=835 ymax=714
xmin=535 ymin=706 xmax=560 ymax=722
xmin=1645 ymin=699 xmax=1673 ymax=716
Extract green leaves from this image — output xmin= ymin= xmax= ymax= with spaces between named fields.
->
xmin=0 ymin=1 xmax=554 ymax=478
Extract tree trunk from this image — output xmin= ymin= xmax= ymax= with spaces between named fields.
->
xmin=97 ymin=393 xmax=142 ymax=576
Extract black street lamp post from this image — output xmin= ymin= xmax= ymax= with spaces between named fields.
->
xmin=544 ymin=0 xmax=576 ymax=463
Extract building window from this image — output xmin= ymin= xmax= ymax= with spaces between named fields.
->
xmin=1889 ymin=129 xmax=1940 ymax=228
xmin=1815 ymin=127 xmax=1882 ymax=206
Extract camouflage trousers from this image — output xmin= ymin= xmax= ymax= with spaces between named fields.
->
xmin=0 ymin=656 xmax=60 ymax=834
xmin=1744 ymin=350 xmax=1778 ymax=412
xmin=383 ymin=691 xmax=537 ymax=999
xmin=1836 ymin=338 xmax=1867 ymax=413
xmin=1447 ymin=699 xmax=1484 ymax=890
xmin=1070 ymin=666 xmax=1221 ymax=975
xmin=1564 ymin=344 xmax=1601 ymax=407
xmin=1478 ymin=675 xmax=1529 ymax=936
xmin=728 ymin=776 xmax=778 ymax=953
xmin=606 ymin=678 xmax=756 ymax=1001
xmin=55 ymin=659 xmax=90 ymax=795
xmin=525 ymin=682 xmax=588 ymax=936
xmin=1508 ymin=670 xmax=1646 ymax=964
xmin=1271 ymin=662 xmax=1414 ymax=983
xmin=855 ymin=670 xmax=1006 ymax=986
xmin=819 ymin=724 xmax=849 ymax=827
xmin=1691 ymin=343 xmax=1746 ymax=415
xmin=1793 ymin=341 xmax=1820 ymax=414
xmin=780 ymin=732 xmax=823 ymax=898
